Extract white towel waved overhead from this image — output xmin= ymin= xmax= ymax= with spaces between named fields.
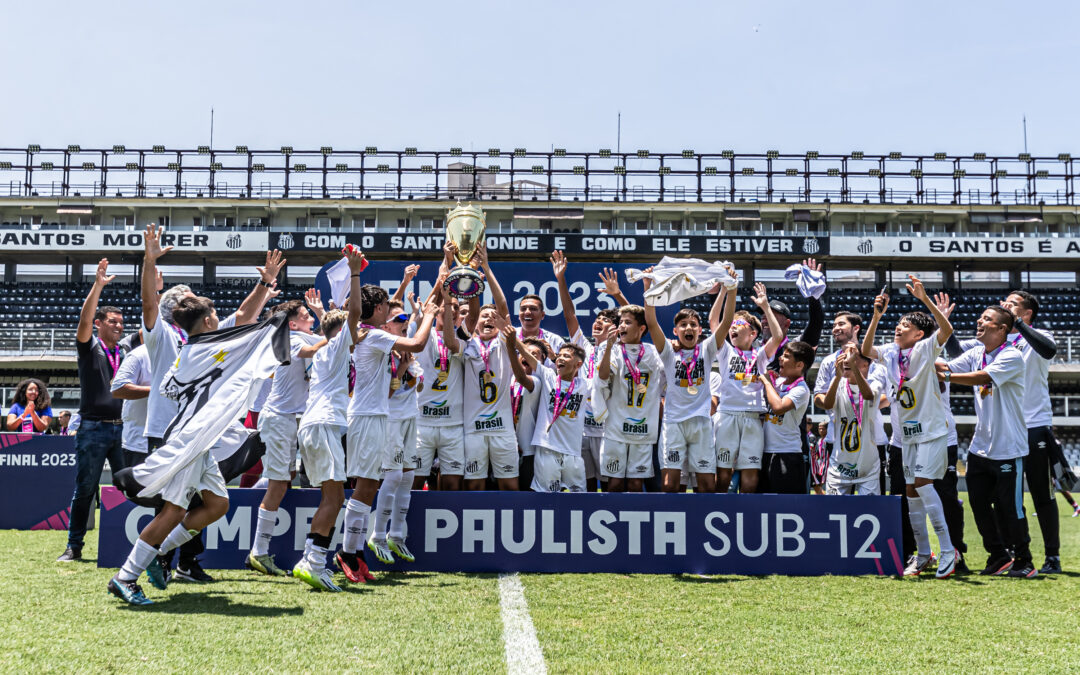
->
xmin=784 ymin=263 xmax=827 ymax=299
xmin=625 ymin=257 xmax=738 ymax=306
xmin=325 ymin=256 xmax=352 ymax=309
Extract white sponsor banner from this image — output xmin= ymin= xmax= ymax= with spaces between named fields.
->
xmin=832 ymin=236 xmax=1080 ymax=259
xmin=0 ymin=229 xmax=268 ymax=252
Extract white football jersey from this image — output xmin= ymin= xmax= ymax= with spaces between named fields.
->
xmin=877 ymin=332 xmax=947 ymax=445
xmin=763 ymin=377 xmax=810 ymax=454
xmin=601 ymin=342 xmax=663 ymax=444
xmin=714 ymin=341 xmax=770 ymax=413
xmin=416 ymin=331 xmax=463 ymax=427
xmin=828 ymin=378 xmax=883 ymax=482
xmin=660 ymin=338 xmax=719 ymax=423
xmin=463 ymin=336 xmax=515 ymax=435
xmin=531 ymin=368 xmax=589 ymax=457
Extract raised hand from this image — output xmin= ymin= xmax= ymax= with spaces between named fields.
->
xmin=803 ymin=258 xmax=821 ymax=274
xmin=751 ymin=282 xmax=770 ymax=309
xmin=550 ymin=250 xmax=567 ymax=279
xmin=155 ymin=269 xmax=164 ymax=292
xmin=258 ymin=249 xmax=286 ymax=284
xmin=933 ymin=292 xmax=955 ymax=319
xmin=492 ymin=311 xmax=511 ymax=333
xmin=641 ymin=266 xmax=655 ymax=292
xmin=603 ymin=324 xmax=619 ymax=345
xmin=473 ymin=242 xmax=489 ymax=268
xmin=143 ymin=223 xmax=172 ymax=261
xmin=835 ymin=348 xmax=848 ymax=371
xmin=906 ymin=274 xmax=928 ymax=303
xmin=873 ymin=289 xmax=890 ymax=315
xmin=304 ymin=288 xmax=322 ymax=312
xmin=408 ymin=292 xmax=420 ymax=317
xmin=266 ymin=281 xmax=282 ymax=299
xmin=343 ymin=245 xmax=367 ymax=273
xmin=443 ymin=239 xmax=458 ymax=266
xmin=94 ymin=258 xmax=116 ymax=287
xmin=598 ymin=267 xmax=621 ymax=297
xmin=402 ymin=264 xmax=420 ymax=285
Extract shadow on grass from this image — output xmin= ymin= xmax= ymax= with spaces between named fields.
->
xmin=122 ymin=592 xmax=304 ymax=617
xmin=672 ymin=574 xmax=749 ymax=584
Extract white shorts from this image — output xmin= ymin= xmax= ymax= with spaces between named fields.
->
xmin=713 ymin=410 xmax=764 ymax=471
xmin=160 ymin=451 xmax=228 ymax=509
xmin=297 ymin=423 xmax=346 ymax=488
xmin=531 ymin=447 xmax=586 ymax=493
xmin=464 ymin=431 xmax=519 ymax=480
xmin=257 ymin=410 xmax=299 ymax=481
xmin=825 ymin=473 xmax=881 ymax=496
xmin=415 ymin=424 xmax=465 ymax=477
xmin=346 ymin=414 xmax=386 ymax=481
xmin=600 ymin=440 xmax=655 ymax=479
xmin=903 ymin=435 xmax=948 ymax=483
xmin=661 ymin=416 xmax=715 ymax=474
xmin=582 ymin=436 xmax=604 ymax=480
xmin=384 ymin=417 xmax=419 ymax=472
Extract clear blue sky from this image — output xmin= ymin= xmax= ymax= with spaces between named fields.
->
xmin=2 ymin=0 xmax=1077 ymax=155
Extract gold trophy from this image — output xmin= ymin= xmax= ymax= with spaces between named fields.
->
xmin=443 ymin=201 xmax=487 ymax=299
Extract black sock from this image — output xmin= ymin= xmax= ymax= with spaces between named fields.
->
xmin=310 ymin=532 xmax=332 ymax=549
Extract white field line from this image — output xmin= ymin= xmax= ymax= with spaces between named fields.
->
xmin=498 ymin=573 xmax=547 ymax=675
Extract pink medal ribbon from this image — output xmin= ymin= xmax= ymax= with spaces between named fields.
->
xmin=586 ymin=350 xmax=596 ymax=379
xmin=681 ymin=343 xmax=700 ymax=390
xmin=170 ymin=323 xmax=188 ymax=345
xmin=511 ymin=383 xmax=523 ymax=423
xmin=621 ymin=344 xmax=645 ymax=390
xmin=979 ymin=344 xmax=1008 ymax=398
xmin=348 ymin=363 xmax=356 ymax=395
xmin=777 ymin=375 xmax=805 ymax=395
xmin=896 ymin=348 xmax=910 ymax=391
xmin=844 ymin=379 xmax=864 ymax=430
xmin=547 ymin=377 xmax=577 ymax=431
xmin=479 ymin=338 xmax=494 ymax=374
xmin=734 ymin=345 xmax=757 ymax=382
xmin=99 ymin=338 xmax=121 ymax=379
xmin=436 ymin=334 xmax=449 ymax=372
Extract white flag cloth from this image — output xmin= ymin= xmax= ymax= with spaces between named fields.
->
xmin=133 ymin=314 xmax=291 ymax=499
xmin=784 ymin=263 xmax=827 ymax=299
xmin=625 ymin=257 xmax=738 ymax=306
xmin=324 ymin=256 xmax=352 ymax=309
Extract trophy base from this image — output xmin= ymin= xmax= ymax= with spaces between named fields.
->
xmin=444 ymin=267 xmax=486 ymax=299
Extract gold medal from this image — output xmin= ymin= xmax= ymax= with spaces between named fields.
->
xmin=390 ymin=377 xmax=402 ymax=390
xmin=635 ymin=382 xmax=647 ymax=394
xmin=687 ymin=385 xmax=698 ymax=395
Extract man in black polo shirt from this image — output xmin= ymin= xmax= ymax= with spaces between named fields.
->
xmin=57 ymin=259 xmax=129 ymax=562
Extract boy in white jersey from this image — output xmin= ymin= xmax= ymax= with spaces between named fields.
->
xmin=366 ymin=300 xmax=425 ymax=565
xmin=597 ymin=305 xmax=664 ymax=492
xmin=759 ymin=341 xmax=817 ymax=494
xmin=644 ymin=274 xmax=736 ymax=493
xmin=819 ymin=346 xmax=885 ymax=495
xmin=712 ymin=283 xmax=785 ymax=494
xmin=512 ymin=336 xmax=550 ymax=490
xmin=414 ymin=291 xmax=466 ymax=490
xmin=337 ymin=282 xmax=439 ymax=583
xmin=290 ymin=248 xmax=368 ymax=592
xmin=551 ymin=251 xmax=628 ymax=491
xmin=247 ymin=293 xmax=327 ymax=576
xmin=505 ymin=330 xmax=589 ymax=492
xmin=862 ymin=274 xmax=956 ymax=578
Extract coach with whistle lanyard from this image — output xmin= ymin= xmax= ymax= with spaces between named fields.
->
xmin=57 ymin=259 xmax=129 ymax=563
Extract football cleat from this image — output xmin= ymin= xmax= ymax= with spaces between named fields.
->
xmin=246 ymin=553 xmax=287 ymax=576
xmin=175 ymin=558 xmax=214 ymax=582
xmin=903 ymin=553 xmax=936 ymax=577
xmin=979 ymin=555 xmax=1014 ymax=576
xmin=107 ymin=576 xmax=153 ymax=606
xmin=387 ymin=538 xmax=415 ymax=563
xmin=146 ymin=555 xmax=170 ymax=590
xmin=1007 ymin=562 xmax=1038 ymax=579
xmin=367 ymin=537 xmax=395 ymax=565
xmin=335 ymin=551 xmax=373 ymax=583
xmin=293 ymin=559 xmax=342 ymax=592
xmin=935 ymin=549 xmax=957 ymax=579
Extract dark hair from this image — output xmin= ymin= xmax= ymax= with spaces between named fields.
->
xmin=1008 ymin=290 xmax=1038 ymax=324
xmin=172 ymin=296 xmax=216 ymax=333
xmin=985 ymin=305 xmax=1015 ymax=333
xmin=13 ymin=378 xmax=51 ymax=410
xmin=521 ymin=336 xmax=550 ymax=361
xmin=618 ymin=305 xmax=646 ymax=327
xmin=519 ymin=294 xmax=543 ymax=311
xmin=94 ymin=306 xmax=123 ymax=323
xmin=359 ymin=284 xmax=389 ymax=321
xmin=733 ymin=310 xmax=762 ymax=336
xmin=321 ymin=309 xmax=348 ymax=337
xmin=900 ymin=311 xmax=935 ymax=339
xmin=597 ymin=308 xmax=619 ymax=324
xmin=270 ymin=299 xmax=306 ymax=323
xmin=673 ymin=308 xmax=701 ymax=327
xmin=834 ymin=311 xmax=863 ymax=330
xmin=388 ymin=299 xmax=404 ymax=312
xmin=559 ymin=343 xmax=586 ymax=362
xmin=783 ymin=341 xmax=815 ymax=374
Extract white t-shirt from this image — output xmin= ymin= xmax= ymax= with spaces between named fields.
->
xmin=571 ymin=330 xmax=606 ymax=438
xmin=601 ymin=342 xmax=663 ymax=444
xmin=876 ymin=333 xmax=947 ymax=445
xmin=763 ymin=377 xmax=810 ymax=454
xmin=1007 ymin=328 xmax=1055 ymax=428
xmin=715 ymin=341 xmax=770 ymax=413
xmin=416 ymin=331 xmax=463 ymax=427
xmin=346 ymin=328 xmax=399 ymax=418
xmin=660 ymin=338 xmax=719 ymax=423
xmin=829 ymin=378 xmax=884 ymax=482
xmin=938 ymin=359 xmax=958 ymax=447
xmin=815 ymin=349 xmax=888 ymax=445
xmin=531 ymin=368 xmax=589 ymax=456
xmin=948 ymin=344 xmax=1026 ymax=461
xmin=463 ymin=336 xmax=515 ymax=435
xmin=299 ymin=326 xmax=356 ymax=431
xmin=388 ymin=358 xmax=423 ymax=421
xmin=111 ymin=344 xmax=150 ymax=453
xmin=518 ymin=327 xmax=565 ymax=366
xmin=264 ymin=332 xmax=321 ymax=416
xmin=514 ymin=375 xmax=544 ymax=456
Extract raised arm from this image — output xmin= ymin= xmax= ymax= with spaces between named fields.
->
xmin=907 ymin=274 xmax=952 ymax=345
xmin=641 ymin=271 xmax=668 ymax=355
xmin=796 ymin=258 xmax=825 ymax=347
xmin=442 ymin=294 xmax=460 ymax=354
xmin=304 ymin=288 xmax=327 ymax=324
xmin=393 ymin=298 xmax=439 ymax=353
xmin=233 ymin=250 xmax=287 ymax=326
xmin=849 ymin=360 xmax=875 ymax=399
xmin=596 ymin=324 xmax=618 ymax=382
xmin=1015 ymin=318 xmax=1057 ymax=360
xmin=551 ymin=250 xmax=580 ymax=338
xmin=751 ymin=282 xmax=784 ymax=359
xmin=598 ymin=267 xmax=629 ymax=307
xmin=712 ymin=284 xmax=737 ymax=349
xmin=500 ymin=322 xmax=535 ymax=391
xmin=474 ymin=243 xmax=509 ymax=318
xmin=141 ymin=224 xmax=173 ymax=332
xmin=761 ymin=374 xmax=796 ymax=414
xmin=391 ymin=264 xmax=420 ymax=304
xmin=861 ymin=290 xmax=888 ymax=360
xmin=79 ymin=258 xmax=116 ymax=344
xmin=345 ymin=246 xmax=366 ymax=345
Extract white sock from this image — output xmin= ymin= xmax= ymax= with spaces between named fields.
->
xmin=307 ymin=543 xmax=328 ymax=568
xmin=916 ymin=484 xmax=954 ymax=553
xmin=344 ymin=499 xmax=371 ymax=554
xmin=251 ymin=508 xmax=277 ymax=557
xmin=390 ymin=471 xmax=415 ymax=540
xmin=907 ymin=496 xmax=932 ymax=557
xmin=118 ymin=539 xmax=159 ymax=582
xmin=371 ymin=470 xmax=401 ymax=542
xmin=158 ymin=524 xmax=197 ymax=556
xmin=303 ymin=537 xmax=312 ymax=562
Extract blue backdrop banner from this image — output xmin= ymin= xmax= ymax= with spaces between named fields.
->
xmin=0 ymin=433 xmax=77 ymax=530
xmin=98 ymin=488 xmax=904 ymax=576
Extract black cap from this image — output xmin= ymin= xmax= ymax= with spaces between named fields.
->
xmin=768 ymin=300 xmax=792 ymax=318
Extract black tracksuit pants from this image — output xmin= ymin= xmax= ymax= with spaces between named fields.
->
xmin=1024 ymin=426 xmax=1060 ymax=558
xmin=966 ymin=454 xmax=1033 ymax=566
